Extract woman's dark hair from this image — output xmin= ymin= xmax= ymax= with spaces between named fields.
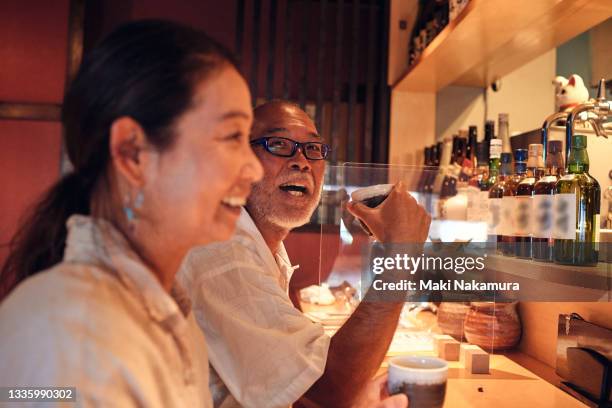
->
xmin=0 ymin=20 xmax=239 ymax=300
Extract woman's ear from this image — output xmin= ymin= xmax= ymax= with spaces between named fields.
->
xmin=109 ymin=117 xmax=148 ymax=188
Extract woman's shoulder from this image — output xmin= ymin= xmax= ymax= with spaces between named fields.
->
xmin=1 ymin=262 xmax=129 ymax=317
xmin=0 ymin=261 xmax=152 ymax=345
xmin=0 ymin=262 xmax=168 ymax=393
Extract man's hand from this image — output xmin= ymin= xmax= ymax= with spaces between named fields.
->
xmin=346 ymin=181 xmax=431 ymax=243
xmin=352 ymin=374 xmax=408 ymax=408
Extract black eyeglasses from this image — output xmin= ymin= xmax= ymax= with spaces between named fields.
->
xmin=250 ymin=136 xmax=331 ymax=160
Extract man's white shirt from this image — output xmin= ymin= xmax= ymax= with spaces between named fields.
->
xmin=178 ymin=208 xmax=330 ymax=408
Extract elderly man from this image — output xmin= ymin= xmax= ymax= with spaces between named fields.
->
xmin=179 ymin=100 xmax=430 ymax=407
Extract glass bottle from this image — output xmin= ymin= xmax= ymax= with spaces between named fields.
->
xmin=425 ymin=142 xmax=442 ymax=194
xmin=432 ymin=137 xmax=452 ymax=195
xmin=532 ymin=141 xmax=564 ymax=262
xmin=469 ymin=142 xmax=489 ymax=190
xmin=498 ymin=113 xmax=511 ymax=155
xmin=441 ymin=137 xmax=460 ymax=199
xmin=467 ymin=142 xmax=491 ymax=224
xmin=499 ymin=149 xmax=526 ymax=256
xmin=553 ymin=135 xmax=601 ymax=266
xmin=487 ymin=139 xmax=502 ymax=189
xmin=466 ymin=126 xmax=478 ymax=166
xmin=483 ymin=120 xmax=494 ymax=164
xmin=417 ymin=146 xmax=432 ymax=193
xmin=488 ymin=152 xmax=514 ymax=250
xmin=514 ymin=144 xmax=544 ymax=258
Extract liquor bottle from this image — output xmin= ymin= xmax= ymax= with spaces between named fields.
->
xmin=456 ymin=135 xmax=472 ymax=183
xmin=417 ymin=146 xmax=433 ymax=193
xmin=469 ymin=142 xmax=489 ymax=190
xmin=459 ymin=127 xmax=476 ymax=182
xmin=532 ymin=141 xmax=564 ymax=262
xmin=424 ymin=142 xmax=441 ymax=193
xmin=466 ymin=142 xmax=490 ymax=224
xmin=511 ymin=149 xmax=528 ymax=185
xmin=441 ymin=137 xmax=461 ymax=198
xmin=456 ymin=134 xmax=467 ymax=167
xmin=488 ymin=152 xmax=514 ymax=248
xmin=486 ymin=139 xmax=502 ymax=189
xmin=498 ymin=113 xmax=511 ymax=154
xmin=484 ymin=120 xmax=494 ymax=163
xmin=466 ymin=126 xmax=477 ymax=165
xmin=424 ymin=142 xmax=442 ymax=217
xmin=432 ymin=137 xmax=452 ymax=195
xmin=553 ymin=135 xmax=601 ymax=266
xmin=498 ymin=148 xmax=526 ymax=255
xmin=514 ymin=144 xmax=544 ymax=258
xmin=439 ymin=135 xmax=466 ymax=220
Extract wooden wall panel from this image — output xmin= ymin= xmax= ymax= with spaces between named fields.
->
xmin=0 ymin=0 xmax=70 ymax=103
xmin=0 ymin=121 xmax=62 ymax=266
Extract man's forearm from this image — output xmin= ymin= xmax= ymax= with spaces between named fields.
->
xmin=302 ymin=290 xmax=406 ymax=406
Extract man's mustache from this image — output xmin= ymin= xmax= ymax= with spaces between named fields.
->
xmin=276 ymin=173 xmax=315 ymax=190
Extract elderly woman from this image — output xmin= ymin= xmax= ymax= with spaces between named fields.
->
xmin=0 ymin=20 xmax=262 ymax=407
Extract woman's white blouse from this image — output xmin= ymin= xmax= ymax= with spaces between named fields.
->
xmin=0 ymin=215 xmax=212 ymax=407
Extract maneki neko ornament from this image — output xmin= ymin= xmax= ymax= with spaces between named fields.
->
xmin=553 ymin=74 xmax=590 ymax=113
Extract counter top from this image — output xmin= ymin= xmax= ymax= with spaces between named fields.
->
xmin=301 ymin=301 xmax=586 ymax=407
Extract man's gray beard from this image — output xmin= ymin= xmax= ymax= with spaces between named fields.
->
xmin=247 ymin=184 xmax=322 ymax=230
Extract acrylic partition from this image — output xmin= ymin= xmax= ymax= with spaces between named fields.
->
xmin=299 ymin=162 xmax=610 ymax=354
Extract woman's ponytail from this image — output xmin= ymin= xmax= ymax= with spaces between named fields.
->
xmin=0 ymin=19 xmax=240 ymax=301
xmin=0 ymin=172 xmax=94 ymax=300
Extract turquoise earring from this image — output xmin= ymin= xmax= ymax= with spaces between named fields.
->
xmin=124 ymin=190 xmax=144 ymax=230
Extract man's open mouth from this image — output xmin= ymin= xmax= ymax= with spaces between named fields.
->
xmin=279 ymin=183 xmax=309 ymax=197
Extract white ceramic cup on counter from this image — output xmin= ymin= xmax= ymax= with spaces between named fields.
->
xmin=387 ymin=355 xmax=448 ymax=408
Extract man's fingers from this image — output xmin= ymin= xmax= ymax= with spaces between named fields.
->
xmin=375 ymin=394 xmax=408 ymax=408
xmin=371 ymin=373 xmax=388 ymax=393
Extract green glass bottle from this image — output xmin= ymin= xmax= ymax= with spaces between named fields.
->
xmin=553 ymin=135 xmax=600 ymax=266
xmin=487 ymin=139 xmax=502 ymax=189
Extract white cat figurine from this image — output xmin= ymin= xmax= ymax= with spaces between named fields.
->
xmin=553 ymin=74 xmax=590 ymax=112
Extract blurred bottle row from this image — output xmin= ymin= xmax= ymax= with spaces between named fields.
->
xmin=416 ymin=113 xmax=601 ymax=266
xmin=408 ymin=0 xmax=469 ymax=67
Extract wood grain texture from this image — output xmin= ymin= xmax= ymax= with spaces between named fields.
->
xmin=391 ymin=0 xmax=612 ymax=92
xmin=0 ymin=102 xmax=62 ymax=121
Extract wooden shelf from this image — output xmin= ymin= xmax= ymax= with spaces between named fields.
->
xmin=485 ymin=254 xmax=610 ymax=298
xmin=391 ymin=0 xmax=612 ymax=92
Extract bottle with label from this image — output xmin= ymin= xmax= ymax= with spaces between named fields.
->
xmin=532 ymin=141 xmax=564 ymax=262
xmin=488 ymin=152 xmax=514 ymax=250
xmin=553 ymin=135 xmax=601 ymax=266
xmin=499 ymin=148 xmax=526 ymax=255
xmin=514 ymin=144 xmax=544 ymax=258
xmin=466 ymin=142 xmax=491 ymax=225
xmin=487 ymin=138 xmax=502 ymax=190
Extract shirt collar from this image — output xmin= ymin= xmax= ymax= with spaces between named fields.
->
xmin=63 ymin=215 xmax=191 ymax=326
xmin=237 ymin=208 xmax=299 ymax=290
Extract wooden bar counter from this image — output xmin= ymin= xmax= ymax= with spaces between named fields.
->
xmin=301 ymin=302 xmax=586 ymax=408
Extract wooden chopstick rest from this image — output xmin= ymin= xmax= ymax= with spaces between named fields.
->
xmin=434 ymin=334 xmax=460 ymax=361
xmin=461 ymin=344 xmax=490 ymax=374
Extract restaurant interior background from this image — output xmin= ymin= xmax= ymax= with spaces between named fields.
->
xmin=1 ymin=0 xmax=611 ymax=404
